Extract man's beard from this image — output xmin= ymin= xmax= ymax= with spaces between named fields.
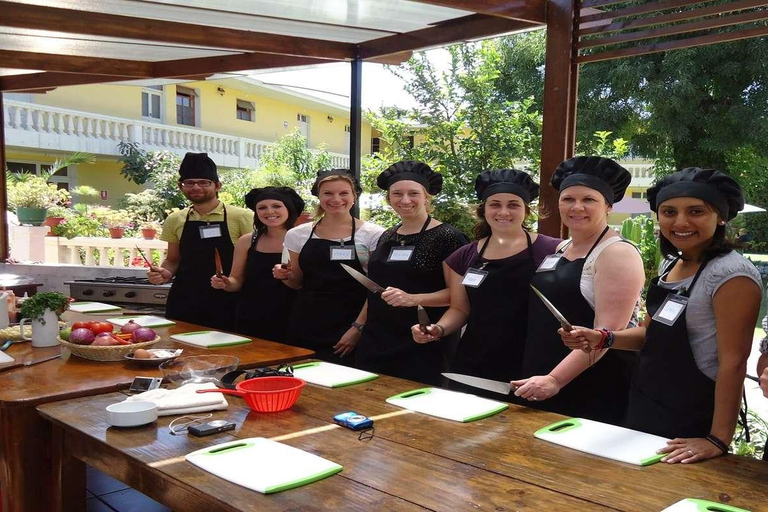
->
xmin=185 ymin=191 xmax=216 ymax=204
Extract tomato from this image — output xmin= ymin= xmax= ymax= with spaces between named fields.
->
xmin=72 ymin=321 xmax=90 ymax=330
xmin=88 ymin=321 xmax=114 ymax=334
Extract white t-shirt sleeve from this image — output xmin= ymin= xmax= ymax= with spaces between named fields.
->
xmin=283 ymin=223 xmax=313 ymax=253
xmin=354 ymin=222 xmax=385 ymax=271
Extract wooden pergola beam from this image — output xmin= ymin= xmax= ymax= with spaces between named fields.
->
xmin=579 ymin=0 xmax=707 ymax=23
xmin=0 ymin=1 xmax=355 ymax=60
xmin=0 ymin=50 xmax=154 ymax=78
xmin=152 ymin=53 xmax=329 ymax=79
xmin=359 ymin=14 xmax=539 ymax=59
xmin=407 ymin=0 xmax=547 ymax=23
xmin=0 ymin=72 xmax=208 ymax=92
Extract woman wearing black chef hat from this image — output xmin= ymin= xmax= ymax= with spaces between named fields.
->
xmin=412 ymin=169 xmax=561 ymax=395
xmin=561 ymin=168 xmax=762 ymax=463
xmin=513 ymin=156 xmax=645 ymax=425
xmin=353 ymin=161 xmax=468 ymax=385
xmin=210 ymin=186 xmax=304 ymax=343
xmin=273 ymin=169 xmax=385 ymax=362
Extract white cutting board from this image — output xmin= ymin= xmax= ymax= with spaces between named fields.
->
xmin=661 ymin=498 xmax=751 ymax=512
xmin=292 ymin=361 xmax=378 ymax=388
xmin=534 ymin=418 xmax=669 ymax=466
xmin=386 ymin=387 xmax=508 ymax=422
xmin=0 ymin=351 xmax=14 ymax=363
xmin=170 ymin=331 xmax=250 ymax=348
xmin=107 ymin=315 xmax=176 ymax=328
xmin=69 ymin=302 xmax=122 ymax=313
xmin=186 ymin=437 xmax=342 ymax=494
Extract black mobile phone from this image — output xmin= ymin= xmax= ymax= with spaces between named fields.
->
xmin=188 ymin=420 xmax=237 ymax=437
xmin=129 ymin=376 xmax=163 ymax=393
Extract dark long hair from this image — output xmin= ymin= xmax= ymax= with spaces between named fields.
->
xmin=658 ymin=201 xmax=742 ymax=262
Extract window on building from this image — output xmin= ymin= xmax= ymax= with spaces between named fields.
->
xmin=176 ymin=87 xmax=196 ymax=126
xmin=371 ymin=137 xmax=380 ymax=154
xmin=142 ymin=85 xmax=162 ymax=121
xmin=8 ymin=161 xmax=74 ymax=190
xmin=631 ymin=192 xmax=648 ymax=199
xmin=297 ymin=113 xmax=310 ymax=147
xmin=236 ymin=100 xmax=255 ymax=122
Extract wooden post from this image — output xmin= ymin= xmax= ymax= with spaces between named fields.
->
xmin=0 ymin=93 xmax=8 ymax=261
xmin=539 ymin=0 xmax=578 ymax=237
xmin=349 ymin=58 xmax=363 ymax=217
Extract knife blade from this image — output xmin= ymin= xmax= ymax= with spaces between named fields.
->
xmin=214 ymin=248 xmax=223 ymax=278
xmin=0 ymin=353 xmax=61 ymax=373
xmin=135 ymin=246 xmax=153 ymax=268
xmin=530 ymin=285 xmax=573 ymax=332
xmin=417 ymin=305 xmax=430 ymax=334
xmin=442 ymin=373 xmax=512 ymax=395
xmin=281 ymin=247 xmax=291 ymax=269
xmin=340 ymin=263 xmax=384 ymax=294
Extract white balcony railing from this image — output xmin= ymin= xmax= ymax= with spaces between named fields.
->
xmin=4 ymin=100 xmax=350 ymax=169
xmin=44 ymin=236 xmax=168 ymax=268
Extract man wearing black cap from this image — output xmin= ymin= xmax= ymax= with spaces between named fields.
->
xmin=148 ymin=152 xmax=253 ymax=330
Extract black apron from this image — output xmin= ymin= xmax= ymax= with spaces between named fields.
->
xmin=521 ymin=228 xmax=637 ymax=425
xmin=165 ymin=205 xmax=236 ymax=331
xmin=233 ymin=232 xmax=297 ymax=344
xmin=450 ymin=232 xmax=536 ymax=399
xmin=355 ymin=217 xmax=451 ymax=385
xmin=626 ymin=260 xmax=715 ymax=438
xmin=288 ymin=217 xmax=367 ymax=363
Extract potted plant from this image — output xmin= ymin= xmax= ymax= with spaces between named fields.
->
xmin=93 ymin=208 xmax=132 ymax=238
xmin=6 ymin=173 xmax=70 ymax=226
xmin=18 ymin=292 xmax=70 ymax=348
xmin=43 ymin=205 xmax=70 ymax=236
xmin=139 ymin=221 xmax=160 ymax=240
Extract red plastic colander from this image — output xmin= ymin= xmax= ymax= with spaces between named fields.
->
xmin=198 ymin=376 xmax=306 ymax=413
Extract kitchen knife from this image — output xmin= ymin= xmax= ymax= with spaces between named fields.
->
xmin=340 ymin=263 xmax=384 ymax=294
xmin=417 ymin=305 xmax=430 ymax=334
xmin=530 ymin=285 xmax=573 ymax=332
xmin=281 ymin=247 xmax=291 ymax=269
xmin=0 ymin=353 xmax=61 ymax=373
xmin=442 ymin=373 xmax=513 ymax=395
xmin=135 ymin=246 xmax=153 ymax=268
xmin=214 ymin=248 xmax=224 ymax=278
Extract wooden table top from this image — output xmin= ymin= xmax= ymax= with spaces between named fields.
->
xmin=37 ymin=372 xmax=768 ymax=512
xmin=0 ymin=312 xmax=313 ymax=407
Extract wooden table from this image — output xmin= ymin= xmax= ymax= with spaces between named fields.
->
xmin=0 ymin=312 xmax=313 ymax=512
xmin=38 ymin=372 xmax=768 ymax=512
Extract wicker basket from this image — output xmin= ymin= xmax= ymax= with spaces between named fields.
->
xmin=58 ymin=336 xmax=161 ymax=362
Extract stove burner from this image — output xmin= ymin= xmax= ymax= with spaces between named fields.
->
xmin=76 ymin=277 xmax=152 ymax=285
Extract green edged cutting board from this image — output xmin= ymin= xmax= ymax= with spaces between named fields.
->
xmin=170 ymin=331 xmax=250 ymax=348
xmin=186 ymin=437 xmax=342 ymax=494
xmin=292 ymin=361 xmax=378 ymax=388
xmin=107 ymin=315 xmax=176 ymax=328
xmin=534 ymin=418 xmax=669 ymax=466
xmin=69 ymin=302 xmax=122 ymax=313
xmin=661 ymin=498 xmax=751 ymax=512
xmin=386 ymin=387 xmax=508 ymax=422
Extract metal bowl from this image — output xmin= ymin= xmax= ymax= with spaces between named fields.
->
xmin=159 ymin=355 xmax=239 ymax=387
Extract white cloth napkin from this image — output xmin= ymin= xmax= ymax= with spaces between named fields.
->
xmin=125 ymin=382 xmax=228 ymax=416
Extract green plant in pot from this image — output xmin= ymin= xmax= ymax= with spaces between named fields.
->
xmin=92 ymin=207 xmax=132 ymax=238
xmin=19 ymin=292 xmax=70 ymax=348
xmin=6 ymin=173 xmax=70 ymax=226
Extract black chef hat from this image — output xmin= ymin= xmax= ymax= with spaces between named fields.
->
xmin=550 ymin=156 xmax=631 ymax=205
xmin=376 ymin=160 xmax=443 ymax=195
xmin=647 ymin=167 xmax=744 ymax=221
xmin=475 ymin=169 xmax=540 ymax=203
xmin=178 ymin=152 xmax=218 ymax=182
xmin=310 ymin=168 xmax=362 ymax=197
xmin=244 ymin=186 xmax=305 ymax=216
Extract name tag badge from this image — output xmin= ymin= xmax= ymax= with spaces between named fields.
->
xmin=387 ymin=246 xmax=415 ymax=262
xmin=462 ymin=268 xmax=489 ymax=288
xmin=199 ymin=224 xmax=222 ymax=239
xmin=651 ymin=293 xmax=688 ymax=326
xmin=330 ymin=246 xmax=354 ymax=261
xmin=536 ymin=254 xmax=561 ymax=272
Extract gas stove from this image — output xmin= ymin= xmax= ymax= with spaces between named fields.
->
xmin=66 ymin=277 xmax=172 ymax=313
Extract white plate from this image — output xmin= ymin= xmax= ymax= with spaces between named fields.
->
xmin=124 ymin=349 xmax=183 ymax=365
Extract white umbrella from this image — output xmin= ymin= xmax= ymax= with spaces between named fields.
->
xmin=742 ymin=203 xmax=766 ymax=213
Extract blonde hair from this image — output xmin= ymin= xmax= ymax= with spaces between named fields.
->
xmin=313 ymin=174 xmax=358 ymax=219
xmin=385 ymin=184 xmax=435 ymax=214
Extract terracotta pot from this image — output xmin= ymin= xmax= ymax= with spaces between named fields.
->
xmin=108 ymin=227 xmax=125 ymax=239
xmin=141 ymin=228 xmax=157 ymax=240
xmin=43 ymin=216 xmax=65 ymax=236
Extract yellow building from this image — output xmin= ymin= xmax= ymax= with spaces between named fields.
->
xmin=4 ymin=77 xmax=372 ymax=206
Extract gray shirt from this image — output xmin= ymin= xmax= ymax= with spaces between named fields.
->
xmin=658 ymin=251 xmax=763 ymax=380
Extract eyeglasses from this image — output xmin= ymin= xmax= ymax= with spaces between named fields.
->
xmin=180 ymin=180 xmax=214 ymax=188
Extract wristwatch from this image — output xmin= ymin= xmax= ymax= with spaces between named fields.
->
xmin=351 ymin=322 xmax=365 ymax=332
